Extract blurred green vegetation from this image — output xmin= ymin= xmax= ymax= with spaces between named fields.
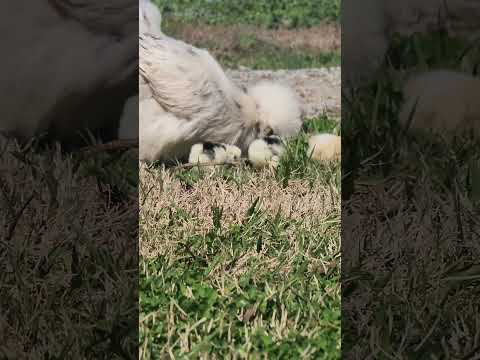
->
xmin=154 ymin=0 xmax=340 ymax=28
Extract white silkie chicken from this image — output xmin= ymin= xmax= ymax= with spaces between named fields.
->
xmin=118 ymin=95 xmax=138 ymax=139
xmin=139 ymin=32 xmax=302 ymax=163
xmin=399 ymin=69 xmax=480 ymax=139
xmin=0 ymin=1 xmax=137 ymax=144
xmin=115 ymin=0 xmax=161 ymax=141
xmin=308 ymin=133 xmax=341 ymax=162
xmin=248 ymin=135 xmax=285 ymax=169
xmin=139 ymin=0 xmax=163 ymax=36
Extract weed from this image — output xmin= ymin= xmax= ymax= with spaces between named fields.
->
xmin=155 ymin=0 xmax=340 ymax=28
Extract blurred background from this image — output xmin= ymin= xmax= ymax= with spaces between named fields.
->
xmin=153 ymin=0 xmax=340 ymax=70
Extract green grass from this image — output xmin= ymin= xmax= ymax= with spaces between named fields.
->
xmin=154 ymin=0 xmax=340 ymax=28
xmin=217 ymin=38 xmax=340 ymax=70
xmin=140 ymin=211 xmax=340 ymax=358
xmin=342 ymin=30 xmax=480 ymax=358
xmin=275 ymin=116 xmax=340 ymax=186
xmin=139 ymin=116 xmax=341 ymax=358
xmin=155 ymin=1 xmax=341 ymax=70
xmin=161 ymin=18 xmax=341 ymax=70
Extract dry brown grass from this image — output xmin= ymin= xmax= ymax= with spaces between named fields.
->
xmin=0 ymin=136 xmax=137 ymax=358
xmin=343 ymin=173 xmax=480 ymax=359
xmin=139 ymin=164 xmax=339 ymax=259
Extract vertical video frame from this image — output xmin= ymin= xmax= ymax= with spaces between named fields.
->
xmin=139 ymin=0 xmax=341 ymax=358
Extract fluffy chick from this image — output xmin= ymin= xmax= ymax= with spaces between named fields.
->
xmin=248 ymin=135 xmax=285 ymax=169
xmin=399 ymin=69 xmax=480 ymax=139
xmin=247 ymin=82 xmax=303 ymax=139
xmin=308 ymin=133 xmax=341 ymax=162
xmin=224 ymin=144 xmax=242 ymax=162
xmin=189 ymin=142 xmax=241 ymax=165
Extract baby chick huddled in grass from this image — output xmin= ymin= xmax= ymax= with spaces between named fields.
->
xmin=188 ymin=135 xmax=285 ymax=170
xmin=247 ymin=132 xmax=342 ymax=169
xmin=188 ymin=142 xmax=242 ymax=166
xmin=399 ymin=69 xmax=480 ymax=140
xmin=247 ymin=135 xmax=285 ymax=169
xmin=188 ymin=132 xmax=341 ymax=170
xmin=308 ymin=133 xmax=341 ymax=162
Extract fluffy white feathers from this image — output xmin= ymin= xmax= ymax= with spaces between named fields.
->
xmin=224 ymin=144 xmax=242 ymax=162
xmin=118 ymin=95 xmax=138 ymax=140
xmin=248 ymin=135 xmax=285 ymax=169
xmin=139 ymin=98 xmax=193 ymax=162
xmin=399 ymin=70 xmax=480 ymax=138
xmin=308 ymin=133 xmax=341 ymax=162
xmin=140 ymin=0 xmax=162 ymax=36
xmin=139 ymin=33 xmax=303 ymax=163
xmin=247 ymin=82 xmax=303 ymax=139
xmin=0 ymin=1 xmax=137 ymax=142
xmin=189 ymin=142 xmax=241 ymax=165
